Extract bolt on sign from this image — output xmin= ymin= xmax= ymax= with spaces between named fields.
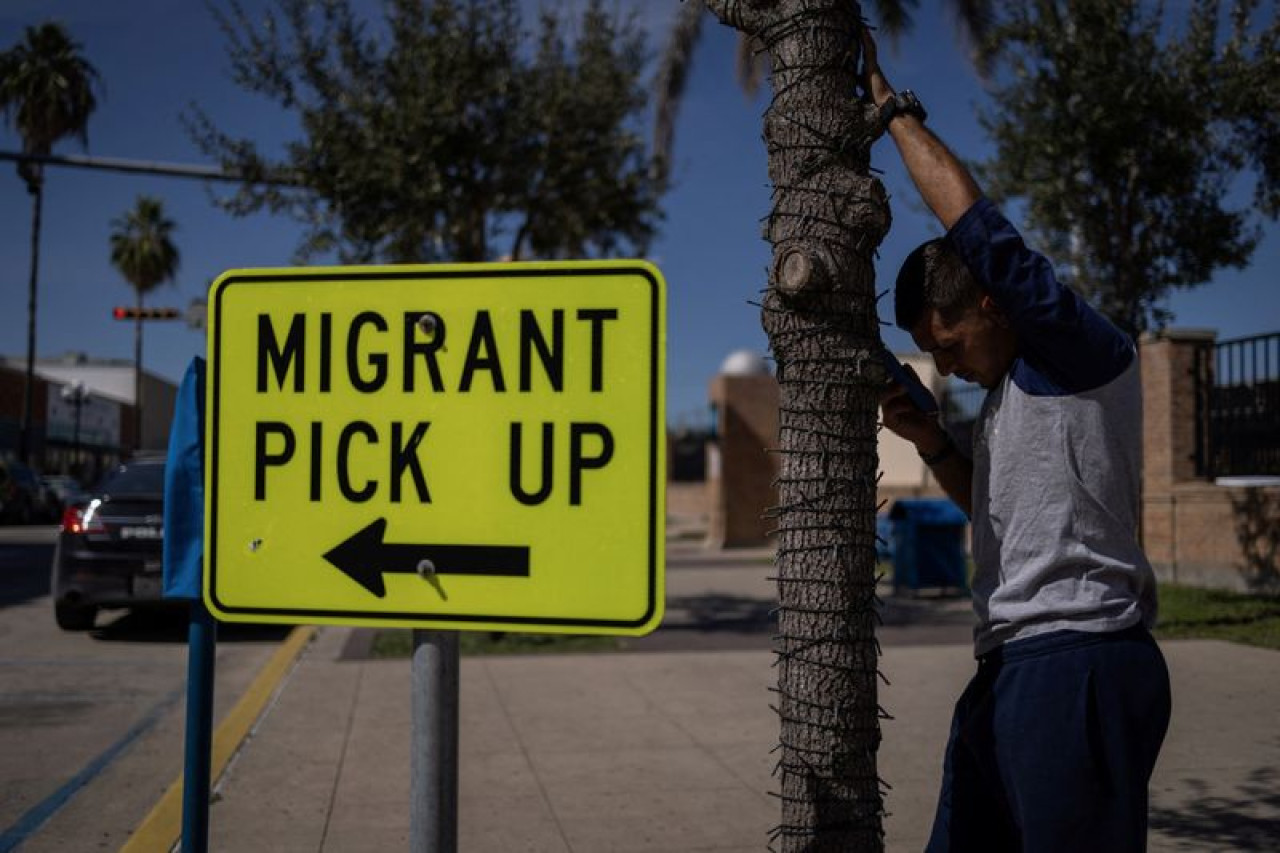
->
xmin=203 ymin=262 xmax=666 ymax=635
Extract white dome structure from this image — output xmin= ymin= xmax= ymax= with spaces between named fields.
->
xmin=719 ymin=349 xmax=771 ymax=377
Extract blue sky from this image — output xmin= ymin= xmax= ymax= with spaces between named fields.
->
xmin=2 ymin=1 xmax=1277 ymax=428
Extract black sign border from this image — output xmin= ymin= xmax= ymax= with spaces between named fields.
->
xmin=206 ymin=264 xmax=662 ymax=630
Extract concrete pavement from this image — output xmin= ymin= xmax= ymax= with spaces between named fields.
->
xmin=128 ymin=545 xmax=1280 ymax=852
xmin=0 ymin=526 xmax=291 ymax=853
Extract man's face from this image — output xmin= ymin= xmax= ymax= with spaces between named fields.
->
xmin=909 ymin=296 xmax=1018 ymax=389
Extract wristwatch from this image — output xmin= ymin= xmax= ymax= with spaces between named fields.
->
xmin=879 ymin=89 xmax=928 ymax=126
xmin=918 ymin=434 xmax=954 ymax=467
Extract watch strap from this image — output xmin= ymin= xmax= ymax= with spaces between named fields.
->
xmin=919 ymin=435 xmax=955 ymax=467
xmin=879 ymin=89 xmax=928 ymax=127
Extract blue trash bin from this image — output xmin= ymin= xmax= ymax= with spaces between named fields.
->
xmin=889 ymin=499 xmax=969 ymax=594
xmin=875 ymin=513 xmax=895 ymax=563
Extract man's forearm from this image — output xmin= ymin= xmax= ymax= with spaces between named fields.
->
xmin=862 ymin=29 xmax=981 ymax=229
xmin=886 ymin=115 xmax=982 ymax=231
xmin=926 ymin=449 xmax=973 ymax=517
xmin=910 ymin=427 xmax=974 ymax=516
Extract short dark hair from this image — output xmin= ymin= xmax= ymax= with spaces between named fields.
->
xmin=894 ymin=238 xmax=982 ymax=330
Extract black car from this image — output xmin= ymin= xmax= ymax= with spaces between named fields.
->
xmin=51 ymin=458 xmax=167 ymax=630
xmin=43 ymin=475 xmax=86 ymax=515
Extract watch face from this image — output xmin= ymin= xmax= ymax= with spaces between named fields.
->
xmin=879 ymin=91 xmax=926 ymax=128
xmin=897 ymin=90 xmax=926 ymax=122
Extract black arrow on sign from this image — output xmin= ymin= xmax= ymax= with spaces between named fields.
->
xmin=322 ymin=518 xmax=531 ymax=598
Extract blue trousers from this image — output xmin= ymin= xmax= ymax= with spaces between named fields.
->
xmin=926 ymin=625 xmax=1171 ymax=852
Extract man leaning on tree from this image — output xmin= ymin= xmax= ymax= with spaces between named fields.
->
xmin=864 ymin=27 xmax=1171 ymax=853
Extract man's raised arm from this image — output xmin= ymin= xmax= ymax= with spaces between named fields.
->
xmin=861 ymin=29 xmax=980 ymax=230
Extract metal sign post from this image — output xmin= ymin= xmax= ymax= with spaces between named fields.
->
xmin=181 ymin=601 xmax=217 ymax=853
xmin=410 ymin=630 xmax=459 ymax=853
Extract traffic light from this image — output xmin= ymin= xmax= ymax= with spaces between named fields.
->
xmin=112 ymin=306 xmax=181 ymax=320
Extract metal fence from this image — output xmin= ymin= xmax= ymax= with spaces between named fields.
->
xmin=1195 ymin=332 xmax=1280 ymax=478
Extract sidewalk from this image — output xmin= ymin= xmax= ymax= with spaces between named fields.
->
xmin=188 ymin=545 xmax=1280 ymax=851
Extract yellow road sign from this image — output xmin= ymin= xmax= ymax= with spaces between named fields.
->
xmin=203 ymin=261 xmax=665 ymax=635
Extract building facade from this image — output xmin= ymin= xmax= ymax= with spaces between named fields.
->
xmin=0 ymin=353 xmax=178 ymax=480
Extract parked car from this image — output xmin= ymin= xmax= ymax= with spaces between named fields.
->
xmin=0 ymin=458 xmax=40 ymax=524
xmin=26 ymin=468 xmax=62 ymax=522
xmin=43 ymin=475 xmax=87 ymax=514
xmin=51 ymin=457 xmax=167 ymax=630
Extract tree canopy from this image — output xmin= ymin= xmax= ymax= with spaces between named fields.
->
xmin=0 ymin=21 xmax=100 ymax=191
xmin=651 ymin=0 xmax=994 ymax=186
xmin=110 ymin=195 xmax=180 ymax=298
xmin=977 ymin=0 xmax=1280 ymax=336
xmin=188 ymin=0 xmax=663 ymax=264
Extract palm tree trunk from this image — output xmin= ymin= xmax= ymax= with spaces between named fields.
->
xmin=134 ymin=288 xmax=143 ymax=451
xmin=703 ymin=2 xmax=891 ymax=850
xmin=19 ymin=177 xmax=44 ymax=465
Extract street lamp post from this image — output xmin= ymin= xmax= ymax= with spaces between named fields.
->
xmin=60 ymin=380 xmax=89 ymax=477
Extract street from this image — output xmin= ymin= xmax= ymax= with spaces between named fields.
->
xmin=0 ymin=526 xmax=288 ymax=852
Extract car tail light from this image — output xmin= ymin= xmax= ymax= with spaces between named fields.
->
xmin=62 ymin=503 xmax=105 ymax=534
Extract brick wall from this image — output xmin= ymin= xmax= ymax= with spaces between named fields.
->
xmin=705 ymin=374 xmax=780 ymax=547
xmin=1140 ymin=330 xmax=1280 ymax=591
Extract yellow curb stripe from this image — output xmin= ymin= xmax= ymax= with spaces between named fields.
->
xmin=120 ymin=625 xmax=317 ymax=853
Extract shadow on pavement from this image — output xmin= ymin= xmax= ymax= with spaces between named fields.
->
xmin=626 ymin=589 xmax=975 ymax=653
xmin=1150 ymin=765 xmax=1280 ymax=851
xmin=668 ymin=593 xmax=776 ymax=632
xmin=0 ymin=544 xmax=54 ymax=608
xmin=624 ymin=593 xmax=775 ymax=652
xmin=656 ymin=590 xmax=973 ymax=630
xmin=878 ymin=591 xmax=973 ymax=628
xmin=91 ymin=607 xmax=294 ymax=644
xmin=340 ymin=582 xmax=978 ymax=657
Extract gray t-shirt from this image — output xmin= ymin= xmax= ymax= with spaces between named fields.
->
xmin=947 ymin=200 xmax=1158 ymax=656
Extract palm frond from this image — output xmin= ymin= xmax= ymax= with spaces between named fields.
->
xmin=110 ymin=196 xmax=180 ymax=296
xmin=734 ymin=33 xmax=770 ymax=99
xmin=949 ymin=0 xmax=996 ymax=77
xmin=651 ymin=0 xmax=705 ymax=186
xmin=868 ymin=0 xmax=918 ymax=45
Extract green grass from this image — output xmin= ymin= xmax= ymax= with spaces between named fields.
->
xmin=370 ymin=629 xmax=623 ymax=658
xmin=1154 ymin=583 xmax=1280 ymax=650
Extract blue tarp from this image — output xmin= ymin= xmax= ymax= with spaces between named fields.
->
xmin=888 ymin=498 xmax=969 ymax=592
xmin=163 ymin=356 xmax=206 ymax=601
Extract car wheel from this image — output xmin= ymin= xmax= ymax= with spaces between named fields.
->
xmin=55 ymin=602 xmax=98 ymax=631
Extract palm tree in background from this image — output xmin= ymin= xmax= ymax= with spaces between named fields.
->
xmin=652 ymin=0 xmax=993 ymax=185
xmin=0 ymin=22 xmax=100 ymax=464
xmin=110 ymin=196 xmax=179 ymax=452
